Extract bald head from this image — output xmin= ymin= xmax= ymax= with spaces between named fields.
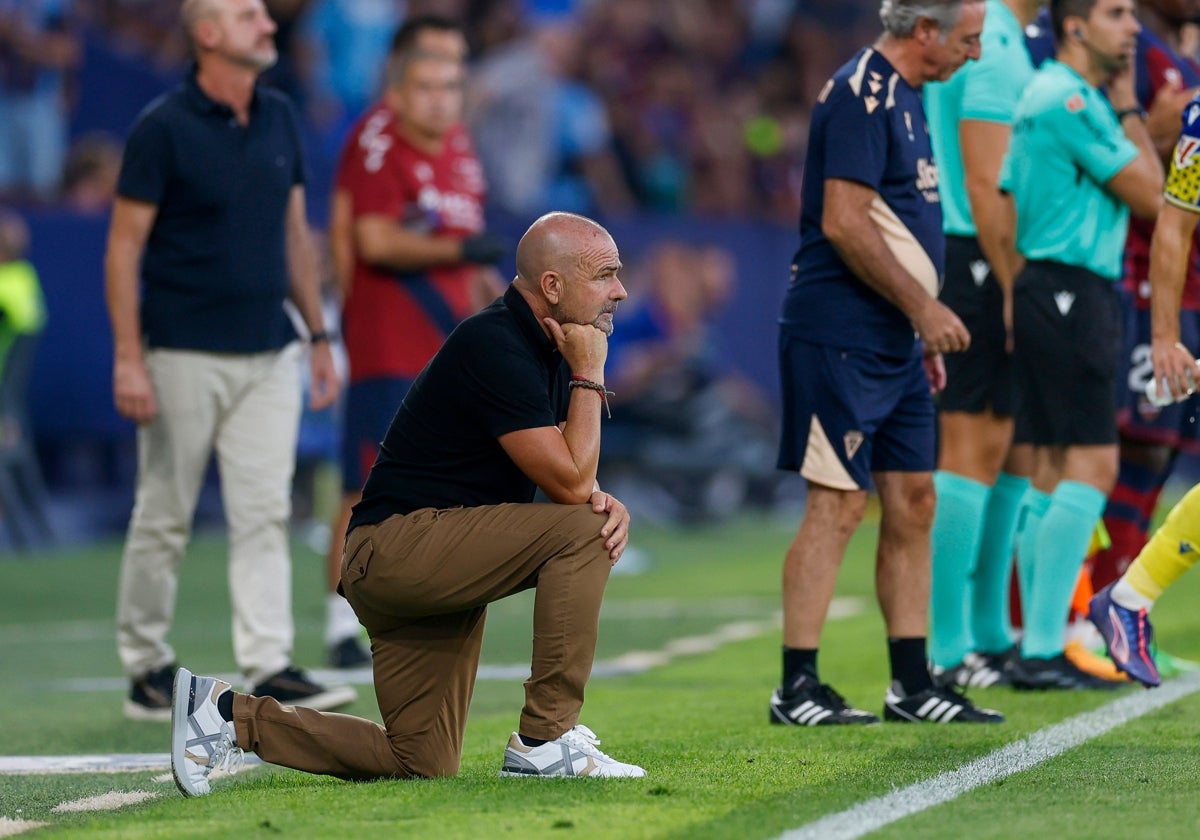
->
xmin=514 ymin=212 xmax=612 ymax=289
xmin=182 ymin=0 xmax=219 ymax=37
xmin=512 ymin=212 xmax=626 ymax=337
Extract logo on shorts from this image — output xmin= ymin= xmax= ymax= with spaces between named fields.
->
xmin=843 ymin=431 xmax=864 ymax=460
xmin=969 ymin=260 xmax=989 ymax=286
xmin=1182 ymin=540 xmax=1196 ymax=556
xmin=1053 ymin=291 xmax=1076 ymax=316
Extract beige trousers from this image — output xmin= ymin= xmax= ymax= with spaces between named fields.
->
xmin=116 ymin=343 xmax=302 ymax=685
xmin=233 ymin=502 xmax=612 ymax=779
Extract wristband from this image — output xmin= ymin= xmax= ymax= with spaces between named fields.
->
xmin=1115 ymin=107 xmax=1146 ymax=122
xmin=569 ymin=376 xmax=614 ymax=418
xmin=309 ymin=330 xmax=332 ymax=345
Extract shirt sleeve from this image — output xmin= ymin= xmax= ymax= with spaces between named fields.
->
xmin=960 ymin=38 xmax=1020 ymax=123
xmin=1164 ymin=98 xmax=1200 ymax=214
xmin=116 ymin=111 xmax=171 ymax=205
xmin=1051 ymin=88 xmax=1138 ymax=186
xmin=281 ymin=97 xmax=307 ymax=187
xmin=819 ymin=71 xmax=889 ymax=189
xmin=340 ymin=127 xmax=408 ymax=220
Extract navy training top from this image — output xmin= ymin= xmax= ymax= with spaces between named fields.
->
xmin=781 ymin=47 xmax=945 ymax=359
xmin=116 ymin=68 xmax=306 ymax=353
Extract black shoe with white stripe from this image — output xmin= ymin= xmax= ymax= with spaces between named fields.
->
xmin=931 ymin=649 xmax=1015 ymax=689
xmin=883 ymin=681 xmax=1004 ymax=724
xmin=769 ymin=674 xmax=880 ymax=726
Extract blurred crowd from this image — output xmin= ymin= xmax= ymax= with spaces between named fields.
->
xmin=0 ymin=0 xmax=886 ymax=222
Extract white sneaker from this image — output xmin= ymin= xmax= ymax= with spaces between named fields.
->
xmin=499 ymin=724 xmax=646 ymax=778
xmin=171 ymin=667 xmax=244 ymax=797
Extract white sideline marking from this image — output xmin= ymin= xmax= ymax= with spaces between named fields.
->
xmin=0 ymin=754 xmax=263 ymax=776
xmin=0 ymin=818 xmax=47 ymax=838
xmin=52 ymin=791 xmax=160 ymax=812
xmin=778 ymin=671 xmax=1200 ymax=840
xmin=46 ymin=597 xmax=865 ymax=691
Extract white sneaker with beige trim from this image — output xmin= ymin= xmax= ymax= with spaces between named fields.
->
xmin=498 ymin=724 xmax=646 ymax=778
xmin=171 ymin=667 xmax=244 ymax=797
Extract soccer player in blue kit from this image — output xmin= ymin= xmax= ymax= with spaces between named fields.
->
xmin=770 ymin=0 xmax=1005 ymax=726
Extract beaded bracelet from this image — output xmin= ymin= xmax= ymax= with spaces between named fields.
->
xmin=569 ymin=376 xmax=615 ymax=419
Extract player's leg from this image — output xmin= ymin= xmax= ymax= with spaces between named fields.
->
xmin=930 ymin=235 xmax=1017 ymax=678
xmin=772 ymin=337 xmax=878 ymax=724
xmin=118 ymin=348 xmax=220 ymax=720
xmin=1091 ymin=482 xmax=1200 ymax=686
xmin=1011 ymin=268 xmax=1122 ymax=689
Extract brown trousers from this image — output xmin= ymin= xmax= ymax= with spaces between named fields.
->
xmin=232 ymin=502 xmax=612 ymax=780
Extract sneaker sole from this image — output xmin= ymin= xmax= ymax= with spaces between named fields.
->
xmin=170 ymin=667 xmax=203 ymax=798
xmin=497 ymin=768 xmax=647 ymax=779
xmin=124 ymin=699 xmax=172 ymax=723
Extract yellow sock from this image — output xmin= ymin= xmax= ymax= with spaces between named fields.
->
xmin=1124 ymin=483 xmax=1200 ymax=601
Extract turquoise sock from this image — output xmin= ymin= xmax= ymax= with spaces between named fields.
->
xmin=1022 ymin=481 xmax=1108 ymax=659
xmin=929 ymin=471 xmax=990 ymax=668
xmin=971 ymin=471 xmax=1030 ymax=653
xmin=1014 ymin=486 xmax=1051 ymax=639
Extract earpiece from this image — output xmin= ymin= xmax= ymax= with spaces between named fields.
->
xmin=1074 ymin=27 xmax=1084 ymax=40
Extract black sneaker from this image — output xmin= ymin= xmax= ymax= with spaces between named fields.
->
xmin=251 ymin=666 xmax=357 ymax=711
xmin=125 ymin=663 xmax=178 ymax=722
xmin=328 ymin=637 xmax=372 ymax=669
xmin=932 ymin=648 xmax=1015 ymax=689
xmin=1008 ymin=653 xmax=1126 ymax=691
xmin=769 ymin=674 xmax=880 ymax=725
xmin=883 ymin=681 xmax=1005 ymax=723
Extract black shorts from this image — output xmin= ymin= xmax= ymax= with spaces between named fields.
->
xmin=938 ymin=235 xmax=1013 ymax=415
xmin=1011 ymin=260 xmax=1122 ymax=446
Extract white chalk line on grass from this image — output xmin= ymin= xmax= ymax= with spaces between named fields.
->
xmin=0 ymin=754 xmax=263 ymax=776
xmin=42 ymin=597 xmax=864 ymax=693
xmin=52 ymin=791 xmax=161 ymax=813
xmin=0 ymin=818 xmax=47 ymax=838
xmin=778 ymin=670 xmax=1200 ymax=840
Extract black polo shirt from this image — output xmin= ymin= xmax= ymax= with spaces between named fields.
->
xmin=349 ymin=285 xmax=570 ymax=528
xmin=116 ymin=68 xmax=305 ymax=353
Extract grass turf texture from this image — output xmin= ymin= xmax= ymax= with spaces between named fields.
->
xmin=2 ymin=508 xmax=1200 ymax=838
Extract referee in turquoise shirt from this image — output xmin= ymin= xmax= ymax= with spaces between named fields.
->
xmin=998 ymin=0 xmax=1162 ymax=690
xmin=923 ymin=0 xmax=1040 ymax=691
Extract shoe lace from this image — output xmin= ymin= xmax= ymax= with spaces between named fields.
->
xmin=210 ymin=724 xmax=245 ymax=777
xmin=932 ymin=682 xmax=974 ymax=705
xmin=559 ymin=725 xmax=613 ymax=762
xmin=813 ymin=682 xmax=850 ymax=711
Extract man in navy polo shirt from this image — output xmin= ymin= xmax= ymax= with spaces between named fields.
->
xmin=106 ymin=0 xmax=354 ymax=720
xmin=771 ymin=0 xmax=1003 ymax=726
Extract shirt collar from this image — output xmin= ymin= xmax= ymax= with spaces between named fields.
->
xmin=183 ymin=64 xmax=259 ymax=120
xmin=503 ymin=284 xmax=559 ymax=363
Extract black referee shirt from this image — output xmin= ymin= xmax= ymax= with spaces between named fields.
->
xmin=349 ymin=285 xmax=571 ymax=528
xmin=116 ymin=68 xmax=306 ymax=353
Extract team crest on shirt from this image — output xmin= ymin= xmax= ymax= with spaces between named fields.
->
xmin=1065 ymin=94 xmax=1085 ymax=113
xmin=843 ymin=431 xmax=864 ymax=460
